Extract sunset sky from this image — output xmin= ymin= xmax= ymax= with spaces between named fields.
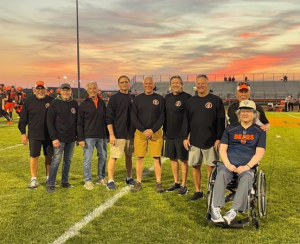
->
xmin=1 ymin=0 xmax=300 ymax=89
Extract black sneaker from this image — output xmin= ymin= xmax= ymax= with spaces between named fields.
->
xmin=156 ymin=182 xmax=164 ymax=193
xmin=47 ymin=186 xmax=57 ymax=193
xmin=166 ymin=183 xmax=181 ymax=192
xmin=190 ymin=191 xmax=204 ymax=201
xmin=131 ymin=182 xmax=142 ymax=193
xmin=107 ymin=181 xmax=116 ymax=190
xmin=61 ymin=183 xmax=74 ymax=188
xmin=178 ymin=186 xmax=188 ymax=196
xmin=126 ymin=178 xmax=135 ymax=185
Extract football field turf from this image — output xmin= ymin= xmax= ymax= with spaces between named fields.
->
xmin=0 ymin=112 xmax=300 ymax=244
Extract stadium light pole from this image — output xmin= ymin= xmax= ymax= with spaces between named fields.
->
xmin=76 ymin=0 xmax=81 ymax=99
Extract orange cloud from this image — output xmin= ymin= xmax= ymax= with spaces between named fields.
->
xmin=240 ymin=32 xmax=258 ymax=39
xmin=212 ymin=54 xmax=284 ymax=75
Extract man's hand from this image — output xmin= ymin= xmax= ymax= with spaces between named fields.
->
xmin=183 ymin=139 xmax=190 ymax=151
xmin=235 ymin=165 xmax=249 ymax=174
xmin=109 ymin=135 xmax=117 ymax=146
xmin=214 ymin=140 xmax=221 ymax=152
xmin=225 ymin=163 xmax=236 ymax=172
xmin=52 ymin=139 xmax=60 ymax=148
xmin=21 ymin=134 xmax=28 ymax=145
xmin=260 ymin=124 xmax=270 ymax=132
xmin=78 ymin=141 xmax=85 ymax=148
xmin=143 ymin=129 xmax=154 ymax=138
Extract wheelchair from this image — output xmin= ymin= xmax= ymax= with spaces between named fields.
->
xmin=206 ymin=161 xmax=267 ymax=229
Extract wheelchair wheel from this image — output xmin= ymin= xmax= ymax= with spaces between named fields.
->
xmin=257 ymin=170 xmax=267 ymax=218
xmin=206 ymin=167 xmax=218 ymax=215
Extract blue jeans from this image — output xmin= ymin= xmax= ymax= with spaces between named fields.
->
xmin=83 ymin=138 xmax=107 ymax=182
xmin=48 ymin=141 xmax=75 ymax=186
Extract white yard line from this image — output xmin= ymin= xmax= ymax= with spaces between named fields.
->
xmin=287 ymin=113 xmax=300 ymax=119
xmin=50 ymin=157 xmax=168 ymax=244
xmin=0 ymin=144 xmax=22 ymax=151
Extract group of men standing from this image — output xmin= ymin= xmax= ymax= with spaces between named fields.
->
xmin=17 ymin=75 xmax=269 ymax=201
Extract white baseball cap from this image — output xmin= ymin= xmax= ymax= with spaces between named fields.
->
xmin=238 ymin=100 xmax=256 ymax=110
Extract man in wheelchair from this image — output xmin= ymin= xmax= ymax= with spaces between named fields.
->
xmin=210 ymin=100 xmax=266 ymax=225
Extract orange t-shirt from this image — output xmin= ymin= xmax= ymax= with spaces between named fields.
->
xmin=93 ymin=97 xmax=98 ymax=108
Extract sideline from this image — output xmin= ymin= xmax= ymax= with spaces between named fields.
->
xmin=50 ymin=157 xmax=168 ymax=244
xmin=0 ymin=144 xmax=22 ymax=151
xmin=287 ymin=113 xmax=300 ymax=120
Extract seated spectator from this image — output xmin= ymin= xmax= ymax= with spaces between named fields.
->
xmin=245 ymin=76 xmax=248 ymax=82
xmin=283 ymin=75 xmax=288 ymax=82
xmin=232 ymin=76 xmax=235 ymax=82
xmin=210 ymin=100 xmax=266 ymax=225
xmin=228 ymin=76 xmax=232 ymax=82
xmin=224 ymin=76 xmax=228 ymax=82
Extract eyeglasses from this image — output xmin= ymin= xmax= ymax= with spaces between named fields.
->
xmin=238 ymin=82 xmax=250 ymax=87
xmin=241 ymin=130 xmax=247 ymax=145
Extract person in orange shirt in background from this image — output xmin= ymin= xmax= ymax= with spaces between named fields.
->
xmin=0 ymin=85 xmax=13 ymax=124
xmin=4 ymin=86 xmax=16 ymax=121
xmin=15 ymin=86 xmax=26 ymax=118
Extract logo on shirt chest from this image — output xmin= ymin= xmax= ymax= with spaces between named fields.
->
xmin=153 ymin=99 xmax=159 ymax=105
xmin=45 ymin=103 xmax=50 ymax=108
xmin=205 ymin=102 xmax=213 ymax=108
xmin=233 ymin=134 xmax=255 ymax=140
xmin=175 ymin=101 xmax=182 ymax=107
xmin=71 ymin=108 xmax=76 ymax=114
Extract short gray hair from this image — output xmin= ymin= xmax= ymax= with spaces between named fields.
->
xmin=86 ymin=81 xmax=98 ymax=90
xmin=143 ymin=75 xmax=154 ymax=83
xmin=195 ymin=74 xmax=209 ymax=83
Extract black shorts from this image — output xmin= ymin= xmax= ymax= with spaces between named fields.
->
xmin=29 ymin=139 xmax=53 ymax=158
xmin=164 ymin=138 xmax=188 ymax=161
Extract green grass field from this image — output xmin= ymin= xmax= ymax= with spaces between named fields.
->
xmin=0 ymin=112 xmax=300 ymax=244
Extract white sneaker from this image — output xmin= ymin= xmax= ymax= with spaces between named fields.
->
xmin=28 ymin=179 xmax=38 ymax=189
xmin=223 ymin=209 xmax=237 ymax=225
xmin=211 ymin=206 xmax=224 ymax=223
xmin=84 ymin=181 xmax=94 ymax=190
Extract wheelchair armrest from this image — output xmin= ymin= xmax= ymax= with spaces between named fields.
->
xmin=212 ymin=160 xmax=220 ymax=166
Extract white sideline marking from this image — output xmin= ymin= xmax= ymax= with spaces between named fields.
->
xmin=287 ymin=114 xmax=300 ymax=119
xmin=50 ymin=158 xmax=168 ymax=244
xmin=276 ymin=135 xmax=281 ymax=138
xmin=0 ymin=144 xmax=22 ymax=151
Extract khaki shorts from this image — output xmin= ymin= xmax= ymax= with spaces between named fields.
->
xmin=134 ymin=129 xmax=163 ymax=157
xmin=188 ymin=146 xmax=218 ymax=167
xmin=110 ymin=139 xmax=134 ymax=159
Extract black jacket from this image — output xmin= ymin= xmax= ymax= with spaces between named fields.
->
xmin=77 ymin=96 xmax=108 ymax=141
xmin=47 ymin=97 xmax=78 ymax=143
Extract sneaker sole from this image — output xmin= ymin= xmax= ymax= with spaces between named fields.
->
xmin=223 ymin=217 xmax=231 ymax=225
xmin=211 ymin=218 xmax=225 ymax=223
xmin=166 ymin=189 xmax=180 ymax=192
xmin=179 ymin=190 xmax=189 ymax=196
